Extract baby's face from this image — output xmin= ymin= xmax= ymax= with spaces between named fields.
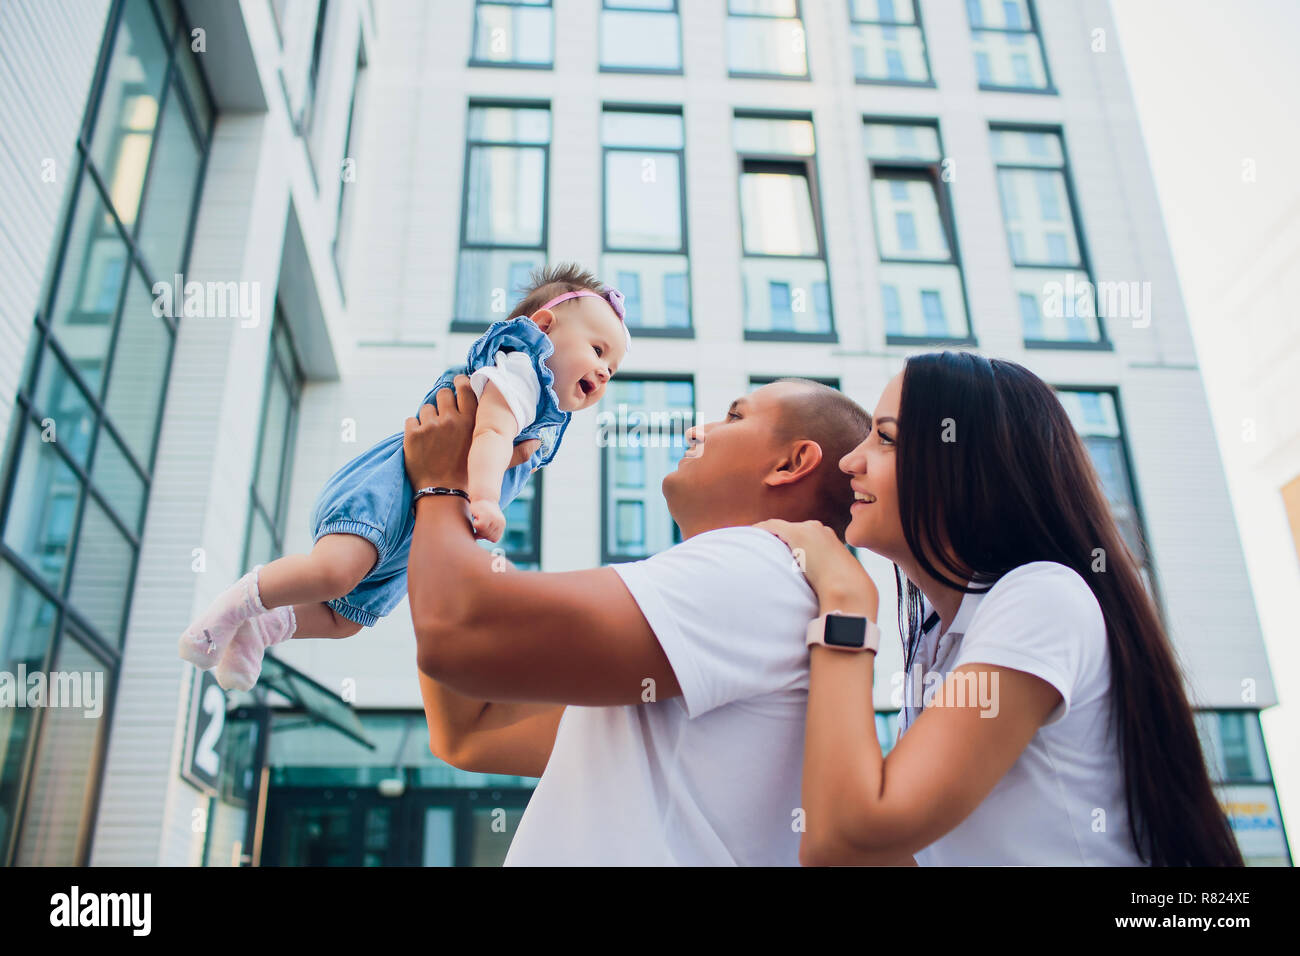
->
xmin=534 ymin=296 xmax=627 ymax=412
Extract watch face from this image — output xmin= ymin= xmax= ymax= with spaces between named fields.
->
xmin=824 ymin=615 xmax=867 ymax=648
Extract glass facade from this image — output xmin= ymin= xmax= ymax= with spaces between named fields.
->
xmin=0 ymin=0 xmax=212 ymax=865
xmin=454 ymin=104 xmax=551 ymax=328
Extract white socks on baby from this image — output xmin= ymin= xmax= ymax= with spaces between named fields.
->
xmin=214 ymin=604 xmax=299 ymax=692
xmin=178 ymin=566 xmax=269 ymax=668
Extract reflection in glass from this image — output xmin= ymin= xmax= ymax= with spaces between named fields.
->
xmin=2 ymin=424 xmax=83 ymax=591
xmin=89 ymin=0 xmax=168 ymax=226
xmin=68 ymin=498 xmax=135 ymax=645
xmin=741 ymin=258 xmax=831 ymax=333
xmin=136 ymin=79 xmax=202 ymax=280
xmin=15 ymin=634 xmax=109 ymax=865
xmin=456 ymin=249 xmax=546 ymax=324
xmin=605 ymin=152 xmax=682 ymax=251
xmin=103 ymin=278 xmax=173 ymax=466
xmin=603 ymin=379 xmax=694 ymax=559
xmin=739 ymin=170 xmax=819 ymax=257
xmin=603 ymin=254 xmax=691 ymax=329
xmin=727 ymin=16 xmax=808 ymax=77
xmin=472 ymin=2 xmax=553 ymax=66
xmin=46 ymin=185 xmax=129 ymax=394
xmin=464 ymin=145 xmax=546 ymax=247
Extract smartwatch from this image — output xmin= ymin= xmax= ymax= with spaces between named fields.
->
xmin=806 ymin=610 xmax=880 ymax=654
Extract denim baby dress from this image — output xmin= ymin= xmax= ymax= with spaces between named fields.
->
xmin=309 ymin=316 xmax=570 ymax=626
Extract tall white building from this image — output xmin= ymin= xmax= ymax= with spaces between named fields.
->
xmin=0 ymin=0 xmax=1289 ymax=866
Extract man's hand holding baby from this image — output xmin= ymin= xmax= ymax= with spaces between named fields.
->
xmin=404 ymin=375 xmax=539 ymax=541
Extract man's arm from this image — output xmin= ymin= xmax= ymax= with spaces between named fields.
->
xmin=419 ymin=671 xmax=564 ymax=778
xmin=403 ymin=376 xmax=684 ymax=707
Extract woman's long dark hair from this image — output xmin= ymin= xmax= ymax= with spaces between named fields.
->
xmin=893 ymin=351 xmax=1241 ymax=866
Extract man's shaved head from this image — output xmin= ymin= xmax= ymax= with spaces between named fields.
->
xmin=766 ymin=379 xmax=873 ymax=539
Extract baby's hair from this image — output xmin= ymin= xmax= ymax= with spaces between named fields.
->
xmin=509 ymin=263 xmax=608 ymax=321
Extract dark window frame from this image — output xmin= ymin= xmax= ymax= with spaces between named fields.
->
xmin=991 ymin=122 xmax=1112 ymax=350
xmin=967 ymin=0 xmax=1056 ymax=94
xmin=863 ymin=117 xmax=977 ymax=348
xmin=848 ymin=0 xmax=936 ymax=88
xmin=601 ymin=103 xmax=693 ymax=338
xmin=734 ymin=111 xmax=837 ymax=343
xmin=468 ymin=0 xmax=555 ymax=71
xmin=450 ymin=99 xmax=552 ymax=334
xmin=598 ymin=373 xmax=694 ymax=564
xmin=599 ymin=0 xmax=684 ymax=76
xmin=726 ymin=0 xmax=812 ymax=81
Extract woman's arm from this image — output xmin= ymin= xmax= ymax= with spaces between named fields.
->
xmin=800 ymin=650 xmax=1059 ymax=865
xmin=755 ymin=519 xmax=1060 ymax=865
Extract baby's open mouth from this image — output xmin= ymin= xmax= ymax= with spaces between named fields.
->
xmin=578 ymin=376 xmax=595 ymax=396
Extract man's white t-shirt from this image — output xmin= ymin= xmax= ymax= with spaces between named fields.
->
xmin=900 ymin=561 xmax=1147 ymax=866
xmin=503 ymin=526 xmax=819 ymax=866
xmin=468 ymin=349 xmax=541 ymax=435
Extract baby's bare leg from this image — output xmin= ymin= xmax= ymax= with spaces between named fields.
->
xmin=255 ymin=533 xmax=378 ymax=609
xmin=292 ymin=602 xmax=365 ymax=639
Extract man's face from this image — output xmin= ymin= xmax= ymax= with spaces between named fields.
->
xmin=664 ymin=382 xmax=799 ymax=522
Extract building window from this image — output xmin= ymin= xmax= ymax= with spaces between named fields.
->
xmin=864 ymin=121 xmax=972 ymax=343
xmin=333 ymin=45 xmax=367 ymax=297
xmin=243 ymin=310 xmax=304 ymax=569
xmin=991 ymin=126 xmax=1105 ymax=346
xmin=0 ymin=0 xmax=213 ymax=865
xmin=727 ymin=0 xmax=808 ymax=79
xmin=1193 ymin=710 xmax=1291 ymax=866
xmin=601 ymin=1 xmax=681 ymax=73
xmin=849 ymin=0 xmax=932 ymax=85
xmin=453 ymin=103 xmax=550 ymax=330
xmin=1055 ymin=389 xmax=1154 ymax=590
xmin=471 ymin=0 xmax=553 ymax=68
xmin=734 ymin=114 xmax=833 ymax=340
xmin=602 ymin=108 xmax=691 ymax=335
xmin=966 ymin=0 xmax=1052 ymax=92
xmin=300 ymin=0 xmax=331 ymax=133
xmin=600 ymin=379 xmax=694 ymax=561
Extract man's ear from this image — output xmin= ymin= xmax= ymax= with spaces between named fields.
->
xmin=762 ymin=438 xmax=823 ymax=488
xmin=529 ymin=308 xmax=556 ymax=333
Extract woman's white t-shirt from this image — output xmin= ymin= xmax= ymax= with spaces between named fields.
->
xmin=899 ymin=561 xmax=1148 ymax=866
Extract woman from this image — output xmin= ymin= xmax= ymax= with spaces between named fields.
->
xmin=759 ymin=351 xmax=1242 ymax=866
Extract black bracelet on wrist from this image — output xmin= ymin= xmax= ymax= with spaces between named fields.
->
xmin=412 ymin=486 xmax=470 ymax=513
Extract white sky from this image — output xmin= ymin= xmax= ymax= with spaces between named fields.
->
xmin=1110 ymin=0 xmax=1300 ymax=852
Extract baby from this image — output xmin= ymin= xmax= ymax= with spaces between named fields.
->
xmin=179 ymin=264 xmax=630 ymax=691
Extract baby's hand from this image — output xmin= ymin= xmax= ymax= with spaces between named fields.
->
xmin=469 ymin=499 xmax=506 ymax=543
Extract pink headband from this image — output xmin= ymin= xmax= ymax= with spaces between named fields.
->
xmin=538 ymin=289 xmax=633 ymax=352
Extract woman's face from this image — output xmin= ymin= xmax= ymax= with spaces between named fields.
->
xmin=841 ymin=371 xmax=908 ymax=561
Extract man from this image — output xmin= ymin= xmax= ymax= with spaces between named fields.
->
xmin=403 ymin=373 xmax=871 ymax=865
